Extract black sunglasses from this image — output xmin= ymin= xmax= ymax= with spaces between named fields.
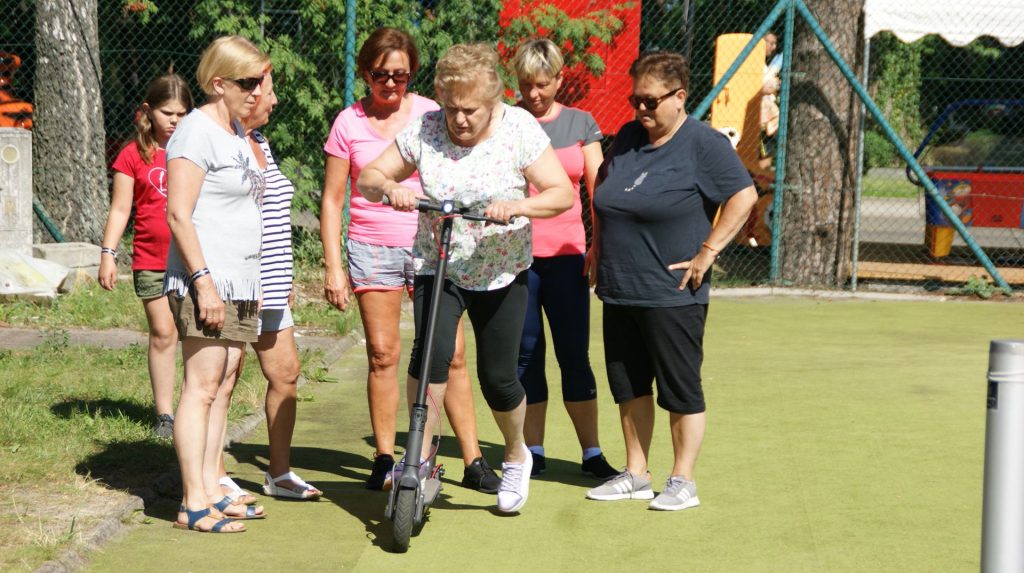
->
xmin=369 ymin=70 xmax=412 ymax=85
xmin=628 ymin=87 xmax=685 ymax=110
xmin=228 ymin=75 xmax=264 ymax=92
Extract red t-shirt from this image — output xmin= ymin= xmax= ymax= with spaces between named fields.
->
xmin=110 ymin=142 xmax=170 ymax=270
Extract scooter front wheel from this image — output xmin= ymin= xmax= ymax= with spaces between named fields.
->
xmin=392 ymin=487 xmax=416 ymax=553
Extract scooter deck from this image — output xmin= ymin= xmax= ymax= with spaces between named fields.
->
xmin=423 ymin=477 xmax=442 ymax=506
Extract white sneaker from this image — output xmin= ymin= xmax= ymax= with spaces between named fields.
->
xmin=496 ymin=444 xmax=533 ymax=513
xmin=586 ymin=470 xmax=654 ymax=501
xmin=648 ymin=476 xmax=700 ymax=510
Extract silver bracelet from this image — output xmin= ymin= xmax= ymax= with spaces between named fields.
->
xmin=100 ymin=247 xmax=118 ymax=258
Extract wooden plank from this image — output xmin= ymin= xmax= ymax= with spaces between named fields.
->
xmin=857 ymin=261 xmax=1024 ymax=284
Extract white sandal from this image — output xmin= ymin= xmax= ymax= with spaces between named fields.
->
xmin=219 ymin=476 xmax=258 ymax=505
xmin=263 ymin=471 xmax=321 ymax=500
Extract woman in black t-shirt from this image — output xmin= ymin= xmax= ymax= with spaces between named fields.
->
xmin=585 ymin=51 xmax=757 ymax=511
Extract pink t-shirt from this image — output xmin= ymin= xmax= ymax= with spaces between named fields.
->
xmin=110 ymin=142 xmax=171 ymax=270
xmin=527 ymin=105 xmax=603 ymax=257
xmin=323 ymin=94 xmax=439 ymax=247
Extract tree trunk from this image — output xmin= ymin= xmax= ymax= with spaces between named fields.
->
xmin=33 ymin=0 xmax=106 ymax=244
xmin=778 ymin=0 xmax=863 ymax=287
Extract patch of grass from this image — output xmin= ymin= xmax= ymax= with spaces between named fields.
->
xmin=291 ymin=260 xmax=360 ymax=336
xmin=0 ymin=280 xmax=146 ymax=331
xmin=861 ymin=172 xmax=921 ymax=198
xmin=0 ymin=341 xmax=272 ymax=571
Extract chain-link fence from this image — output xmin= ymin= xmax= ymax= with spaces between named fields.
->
xmin=4 ymin=1 xmax=1024 ymax=292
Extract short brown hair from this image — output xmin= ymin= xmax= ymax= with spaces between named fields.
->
xmin=357 ymin=27 xmax=420 ymax=77
xmin=629 ymin=51 xmax=690 ymax=92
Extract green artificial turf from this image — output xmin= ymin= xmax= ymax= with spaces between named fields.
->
xmin=86 ymin=297 xmax=1016 ymax=572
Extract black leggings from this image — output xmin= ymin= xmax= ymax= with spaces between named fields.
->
xmin=408 ymin=272 xmax=528 ymax=412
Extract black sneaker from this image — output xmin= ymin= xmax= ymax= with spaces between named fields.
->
xmin=153 ymin=414 xmax=174 ymax=440
xmin=531 ymin=452 xmax=546 ymax=476
xmin=462 ymin=457 xmax=501 ymax=493
xmin=366 ymin=453 xmax=395 ymax=490
xmin=581 ymin=454 xmax=618 ymax=479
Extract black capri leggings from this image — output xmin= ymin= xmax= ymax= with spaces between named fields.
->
xmin=407 ymin=271 xmax=528 ymax=412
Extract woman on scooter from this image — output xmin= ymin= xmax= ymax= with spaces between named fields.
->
xmin=358 ymin=43 xmax=574 ymax=513
xmin=321 ymin=28 xmax=500 ymax=493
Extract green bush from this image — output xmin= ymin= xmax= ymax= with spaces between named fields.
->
xmin=863 ymin=130 xmax=897 ymax=172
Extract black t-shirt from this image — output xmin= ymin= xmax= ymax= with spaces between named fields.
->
xmin=594 ymin=117 xmax=753 ymax=307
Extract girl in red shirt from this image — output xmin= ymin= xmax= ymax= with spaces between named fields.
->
xmin=99 ymin=74 xmax=194 ymax=438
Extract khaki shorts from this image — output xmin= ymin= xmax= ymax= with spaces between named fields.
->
xmin=168 ymin=292 xmax=259 ymax=343
xmin=133 ymin=270 xmax=166 ymax=299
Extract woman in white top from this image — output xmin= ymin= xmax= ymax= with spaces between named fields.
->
xmin=165 ymin=36 xmax=269 ymax=533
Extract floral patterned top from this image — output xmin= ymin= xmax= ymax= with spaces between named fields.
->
xmin=396 ymin=103 xmax=550 ymax=291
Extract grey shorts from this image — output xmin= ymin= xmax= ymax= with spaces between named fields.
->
xmin=258 ymin=307 xmax=294 ymax=334
xmin=346 ymin=237 xmax=415 ymax=293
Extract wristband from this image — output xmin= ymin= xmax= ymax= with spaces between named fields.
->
xmin=100 ymin=247 xmax=118 ymax=258
xmin=702 ymin=241 xmax=720 ymax=254
xmin=190 ymin=268 xmax=211 ymax=283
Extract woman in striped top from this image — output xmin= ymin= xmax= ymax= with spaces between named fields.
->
xmin=216 ymin=70 xmax=323 ymax=502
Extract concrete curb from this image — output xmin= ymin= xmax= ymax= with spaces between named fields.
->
xmin=711 ymin=286 xmax=950 ymax=302
xmin=32 ymin=329 xmax=364 ymax=573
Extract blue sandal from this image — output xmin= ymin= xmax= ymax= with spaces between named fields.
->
xmin=172 ymin=505 xmax=244 ymax=533
xmin=213 ymin=496 xmax=266 ymax=520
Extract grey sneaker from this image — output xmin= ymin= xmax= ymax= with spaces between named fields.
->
xmin=586 ymin=470 xmax=654 ymax=501
xmin=649 ymin=476 xmax=700 ymax=511
xmin=153 ymin=414 xmax=174 ymax=440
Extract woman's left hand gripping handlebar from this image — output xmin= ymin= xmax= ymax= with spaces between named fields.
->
xmin=484 ymin=200 xmax=521 ymax=224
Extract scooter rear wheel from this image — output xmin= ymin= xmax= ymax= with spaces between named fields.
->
xmin=392 ymin=487 xmax=416 ymax=553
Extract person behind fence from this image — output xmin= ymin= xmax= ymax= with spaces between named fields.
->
xmin=320 ymin=27 xmax=500 ymax=494
xmin=510 ymin=38 xmax=617 ymax=480
xmin=759 ymin=31 xmax=781 ymax=172
xmin=164 ymin=35 xmax=270 ymax=533
xmin=98 ymin=73 xmax=193 ymax=440
xmin=357 ymin=43 xmax=574 ymax=513
xmin=214 ymin=71 xmax=323 ymax=504
xmin=585 ymin=50 xmax=757 ymax=510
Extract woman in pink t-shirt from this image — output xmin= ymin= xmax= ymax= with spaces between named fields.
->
xmin=511 ymin=39 xmax=618 ymax=480
xmin=320 ymin=28 xmax=499 ymax=492
xmin=98 ymin=74 xmax=193 ymax=439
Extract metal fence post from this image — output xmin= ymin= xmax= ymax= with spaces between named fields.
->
xmin=982 ymin=340 xmax=1024 ymax=573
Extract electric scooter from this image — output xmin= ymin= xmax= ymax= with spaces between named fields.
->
xmin=382 ymin=196 xmax=510 ymax=553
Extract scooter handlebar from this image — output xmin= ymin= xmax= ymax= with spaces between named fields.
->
xmin=381 ymin=195 xmax=514 ymax=225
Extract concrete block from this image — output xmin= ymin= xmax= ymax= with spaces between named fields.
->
xmin=58 ymin=267 xmax=98 ymax=294
xmin=32 ymin=241 xmax=100 ymax=268
xmin=0 ymin=128 xmax=32 ymax=256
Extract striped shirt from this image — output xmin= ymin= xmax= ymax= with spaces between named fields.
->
xmin=253 ymin=130 xmax=294 ymax=310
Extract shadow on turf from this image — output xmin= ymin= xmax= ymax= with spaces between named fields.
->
xmin=74 ymin=439 xmax=178 ymax=499
xmin=51 ymin=397 xmax=154 ymax=427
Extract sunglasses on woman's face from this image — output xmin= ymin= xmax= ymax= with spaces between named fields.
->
xmin=628 ymin=87 xmax=685 ymax=110
xmin=369 ymin=70 xmax=412 ymax=85
xmin=228 ymin=75 xmax=264 ymax=92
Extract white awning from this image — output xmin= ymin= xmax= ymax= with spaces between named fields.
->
xmin=864 ymin=0 xmax=1024 ymax=47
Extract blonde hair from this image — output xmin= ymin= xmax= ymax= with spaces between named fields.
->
xmin=434 ymin=43 xmax=503 ymax=103
xmin=196 ymin=36 xmax=271 ymax=96
xmin=135 ymin=74 xmax=193 ymax=164
xmin=513 ymin=38 xmax=564 ymax=81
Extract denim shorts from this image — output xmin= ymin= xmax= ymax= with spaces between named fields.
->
xmin=346 ymin=237 xmax=415 ymax=292
xmin=258 ymin=307 xmax=294 ymax=334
